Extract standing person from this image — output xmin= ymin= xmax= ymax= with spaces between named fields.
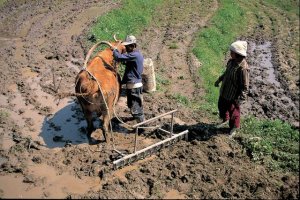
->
xmin=214 ymin=40 xmax=249 ymax=137
xmin=112 ymin=35 xmax=145 ymax=123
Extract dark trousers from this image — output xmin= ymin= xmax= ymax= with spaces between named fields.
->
xmin=218 ymin=96 xmax=240 ymax=129
xmin=126 ymin=87 xmax=144 ymax=122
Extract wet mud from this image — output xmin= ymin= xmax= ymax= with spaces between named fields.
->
xmin=0 ymin=0 xmax=298 ymax=199
xmin=245 ymin=41 xmax=299 ymax=127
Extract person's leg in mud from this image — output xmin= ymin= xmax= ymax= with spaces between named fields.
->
xmin=228 ymin=102 xmax=240 ymax=129
xmin=127 ymin=87 xmax=145 ymax=123
xmin=126 ymin=88 xmax=133 ymax=111
xmin=131 ymin=87 xmax=145 ymax=123
xmin=228 ymin=102 xmax=240 ymax=137
xmin=217 ymin=96 xmax=230 ymax=127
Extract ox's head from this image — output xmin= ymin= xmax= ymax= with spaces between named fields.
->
xmin=83 ymin=34 xmax=126 ymax=70
xmin=98 ymin=34 xmax=126 ymax=54
xmin=112 ymin=34 xmax=126 ymax=53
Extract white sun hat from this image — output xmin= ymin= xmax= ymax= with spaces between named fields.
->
xmin=230 ymin=40 xmax=247 ymax=57
xmin=122 ymin=35 xmax=137 ymax=45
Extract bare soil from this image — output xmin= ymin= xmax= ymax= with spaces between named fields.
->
xmin=0 ymin=0 xmax=298 ymax=199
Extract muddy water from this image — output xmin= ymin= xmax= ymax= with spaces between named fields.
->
xmin=6 ymin=71 xmax=91 ymax=148
xmin=112 ymin=156 xmax=156 ymax=187
xmin=244 ymin=41 xmax=299 ymax=127
xmin=164 ymin=189 xmax=187 ymax=199
xmin=0 ymin=131 xmax=14 ymax=151
xmin=249 ymin=42 xmax=280 ymax=87
xmin=62 ymin=6 xmax=107 ymax=38
xmin=41 ymin=101 xmax=91 ymax=148
xmin=0 ymin=163 xmax=100 ymax=198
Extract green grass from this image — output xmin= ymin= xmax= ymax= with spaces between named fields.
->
xmin=171 ymin=93 xmax=190 ymax=106
xmin=264 ymin=0 xmax=299 ymax=16
xmin=192 ymin=0 xmax=247 ymax=114
xmin=89 ymin=0 xmax=163 ymax=78
xmin=263 ymin=0 xmax=299 ymax=60
xmin=156 ymin=73 xmax=170 ymax=92
xmin=240 ymin=116 xmax=299 ymax=172
xmin=90 ymin=0 xmax=162 ymax=42
xmin=169 ymin=42 xmax=179 ymax=49
xmin=0 ymin=0 xmax=6 ymax=7
xmin=0 ymin=110 xmax=9 ymax=123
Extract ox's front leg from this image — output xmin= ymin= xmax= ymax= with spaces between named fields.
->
xmin=102 ymin=110 xmax=113 ymax=143
xmin=102 ymin=115 xmax=109 ymax=143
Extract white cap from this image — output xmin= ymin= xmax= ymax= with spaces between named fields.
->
xmin=122 ymin=35 xmax=137 ymax=46
xmin=230 ymin=40 xmax=247 ymax=57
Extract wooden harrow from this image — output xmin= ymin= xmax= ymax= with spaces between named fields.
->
xmin=112 ymin=109 xmax=188 ymax=170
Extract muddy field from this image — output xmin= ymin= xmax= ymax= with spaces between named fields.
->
xmin=0 ymin=0 xmax=299 ymax=199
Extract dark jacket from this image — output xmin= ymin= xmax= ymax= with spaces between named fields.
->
xmin=217 ymin=59 xmax=249 ymax=101
xmin=113 ymin=49 xmax=144 ymax=84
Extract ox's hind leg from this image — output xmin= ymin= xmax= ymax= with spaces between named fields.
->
xmin=82 ymin=109 xmax=98 ymax=144
xmin=77 ymin=98 xmax=95 ymax=136
xmin=85 ymin=111 xmax=94 ymax=134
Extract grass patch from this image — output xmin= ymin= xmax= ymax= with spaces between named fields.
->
xmin=171 ymin=93 xmax=190 ymax=106
xmin=0 ymin=110 xmax=9 ymax=123
xmin=0 ymin=0 xmax=6 ymax=7
xmin=192 ymin=0 xmax=247 ymax=114
xmin=169 ymin=42 xmax=179 ymax=49
xmin=156 ymin=73 xmax=170 ymax=92
xmin=264 ymin=0 xmax=299 ymax=16
xmin=240 ymin=116 xmax=299 ymax=172
xmin=89 ymin=0 xmax=163 ymax=75
xmin=90 ymin=0 xmax=162 ymax=42
xmin=262 ymin=0 xmax=300 ymax=65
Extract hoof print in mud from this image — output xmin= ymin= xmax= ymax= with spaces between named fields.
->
xmin=88 ymin=138 xmax=101 ymax=145
xmin=52 ymin=135 xmax=64 ymax=142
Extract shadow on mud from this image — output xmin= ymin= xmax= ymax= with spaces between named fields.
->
xmin=141 ymin=121 xmax=229 ymax=142
xmin=39 ymin=100 xmax=98 ymax=148
xmin=39 ymin=99 xmax=133 ymax=148
xmin=173 ymin=122 xmax=230 ymax=141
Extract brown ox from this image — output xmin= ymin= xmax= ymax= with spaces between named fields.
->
xmin=75 ymin=38 xmax=125 ymax=144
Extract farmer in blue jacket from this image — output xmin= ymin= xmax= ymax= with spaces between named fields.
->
xmin=113 ymin=35 xmax=145 ymax=123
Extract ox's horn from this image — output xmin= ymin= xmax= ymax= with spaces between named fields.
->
xmin=83 ymin=41 xmax=114 ymax=69
xmin=113 ymin=34 xmax=118 ymax=42
xmin=113 ymin=34 xmax=122 ymax=46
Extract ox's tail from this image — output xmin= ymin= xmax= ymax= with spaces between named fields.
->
xmin=54 ymin=92 xmax=90 ymax=100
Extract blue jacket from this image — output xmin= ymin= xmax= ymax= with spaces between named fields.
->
xmin=113 ymin=49 xmax=144 ymax=84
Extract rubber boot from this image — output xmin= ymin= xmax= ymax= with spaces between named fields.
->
xmin=135 ymin=115 xmax=145 ymax=123
xmin=135 ymin=115 xmax=145 ymax=135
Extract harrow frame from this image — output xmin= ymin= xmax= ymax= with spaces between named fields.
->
xmin=113 ymin=109 xmax=188 ymax=169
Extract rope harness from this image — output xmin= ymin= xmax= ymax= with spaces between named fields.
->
xmin=82 ymin=58 xmax=134 ymax=130
xmin=79 ymin=42 xmax=135 ymax=149
xmin=80 ymin=61 xmax=116 ymax=148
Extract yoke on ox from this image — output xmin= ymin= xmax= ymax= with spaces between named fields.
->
xmin=75 ymin=37 xmax=125 ymax=144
